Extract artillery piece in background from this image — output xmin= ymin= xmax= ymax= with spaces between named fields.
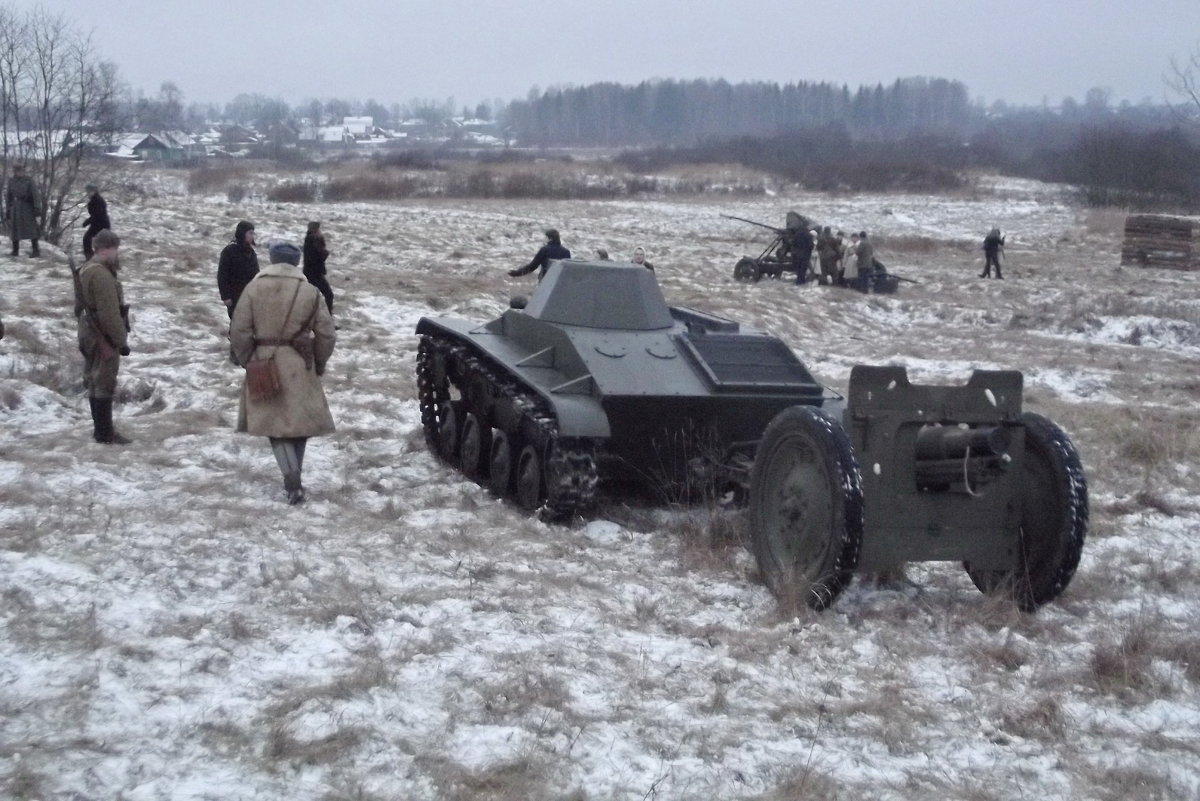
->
xmin=726 ymin=211 xmax=815 ymax=282
xmin=415 ymin=259 xmax=1087 ymax=611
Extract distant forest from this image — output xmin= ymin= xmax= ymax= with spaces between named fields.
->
xmin=506 ymin=77 xmax=972 ymax=146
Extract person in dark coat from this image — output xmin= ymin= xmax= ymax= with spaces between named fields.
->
xmin=508 ymin=228 xmax=571 ymax=281
xmin=789 ymin=226 xmax=814 ymax=285
xmin=980 ymin=227 xmax=1005 ymax=279
xmin=5 ymin=164 xmax=40 ymax=258
xmin=81 ymin=184 xmax=111 ymax=260
xmin=302 ymin=221 xmax=334 ymax=315
xmin=217 ymin=221 xmax=259 ymax=317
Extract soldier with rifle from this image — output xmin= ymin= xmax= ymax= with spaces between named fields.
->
xmin=72 ymin=229 xmax=132 ymax=444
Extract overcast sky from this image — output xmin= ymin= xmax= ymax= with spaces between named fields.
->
xmin=15 ymin=0 xmax=1200 ymax=110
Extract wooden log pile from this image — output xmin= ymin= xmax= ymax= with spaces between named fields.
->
xmin=1121 ymin=214 xmax=1200 ymax=270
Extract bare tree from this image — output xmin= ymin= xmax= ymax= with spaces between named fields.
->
xmin=1166 ymin=44 xmax=1200 ymax=125
xmin=0 ymin=4 xmax=122 ymax=244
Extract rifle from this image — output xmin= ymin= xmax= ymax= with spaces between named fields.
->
xmin=720 ymin=214 xmax=785 ymax=233
xmin=70 ymin=254 xmax=116 ymax=360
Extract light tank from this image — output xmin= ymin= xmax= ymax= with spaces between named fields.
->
xmin=415 ymin=259 xmax=840 ymax=519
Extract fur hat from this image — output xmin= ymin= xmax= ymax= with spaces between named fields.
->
xmin=234 ymin=220 xmax=255 ymax=243
xmin=268 ymin=242 xmax=301 ymax=265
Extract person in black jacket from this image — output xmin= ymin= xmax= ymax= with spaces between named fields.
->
xmin=217 ymin=220 xmax=259 ymax=317
xmin=81 ymin=184 xmax=111 ymax=260
xmin=508 ymin=228 xmax=570 ymax=281
xmin=980 ymin=227 xmax=1005 ymax=279
xmin=302 ymin=221 xmax=334 ymax=315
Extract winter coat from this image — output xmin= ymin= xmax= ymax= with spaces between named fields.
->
xmin=76 ymin=259 xmax=128 ymax=352
xmin=82 ymin=193 xmax=110 ymax=234
xmin=302 ymin=232 xmax=328 ymax=280
xmin=511 ymin=241 xmax=571 ymax=280
xmin=217 ymin=238 xmax=260 ymax=309
xmin=230 ymin=264 xmax=336 ymax=438
xmin=5 ymin=174 xmax=40 ymax=241
xmin=854 ymin=239 xmax=875 ymax=276
xmin=983 ymin=232 xmax=1005 ymax=255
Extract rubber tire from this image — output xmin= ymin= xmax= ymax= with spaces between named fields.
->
xmin=459 ymin=413 xmax=492 ymax=481
xmin=733 ymin=257 xmax=762 ymax=283
xmin=966 ymin=412 xmax=1088 ymax=612
xmin=516 ymin=443 xmax=543 ymax=511
xmin=488 ymin=430 xmax=517 ymax=497
xmin=438 ymin=401 xmax=461 ymax=463
xmin=749 ymin=406 xmax=863 ymax=610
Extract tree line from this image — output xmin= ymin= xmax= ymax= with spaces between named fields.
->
xmin=505 ymin=77 xmax=973 ymax=147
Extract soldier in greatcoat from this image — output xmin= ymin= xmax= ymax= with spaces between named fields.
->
xmin=76 ymin=229 xmax=132 ymax=444
xmin=230 ymin=242 xmax=336 ymax=505
xmin=5 ymin=164 xmax=41 ymax=257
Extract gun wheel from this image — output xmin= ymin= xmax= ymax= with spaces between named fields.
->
xmin=733 ymin=257 xmax=762 ymax=283
xmin=749 ymin=406 xmax=863 ymax=610
xmin=966 ymin=412 xmax=1088 ymax=611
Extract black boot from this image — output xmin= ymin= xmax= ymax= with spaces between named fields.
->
xmin=9 ymin=239 xmax=17 ymax=258
xmin=92 ymin=397 xmax=131 ymax=445
xmin=30 ymin=239 xmax=39 ymax=257
xmin=271 ymin=437 xmax=306 ymax=504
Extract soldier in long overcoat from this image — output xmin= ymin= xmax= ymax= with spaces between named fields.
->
xmin=77 ymin=229 xmax=132 ymax=444
xmin=5 ymin=165 xmax=41 ymax=257
xmin=230 ymin=241 xmax=336 ymax=504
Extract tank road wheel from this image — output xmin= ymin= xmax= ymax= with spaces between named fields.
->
xmin=416 ymin=336 xmax=451 ymax=454
xmin=488 ymin=430 xmax=518 ymax=497
xmin=438 ymin=401 xmax=462 ymax=463
xmin=733 ymin=257 xmax=762 ymax=283
xmin=459 ymin=413 xmax=492 ymax=481
xmin=516 ymin=444 xmax=544 ymax=511
xmin=966 ymin=413 xmax=1088 ymax=612
xmin=749 ymin=406 xmax=863 ymax=610
xmin=543 ymin=438 xmax=599 ymax=521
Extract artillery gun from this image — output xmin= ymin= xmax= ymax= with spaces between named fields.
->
xmin=749 ymin=366 xmax=1087 ymax=611
xmin=416 ymin=259 xmax=841 ymax=519
xmin=415 ymin=259 xmax=1087 ymax=611
xmin=725 ymin=211 xmax=814 ymax=282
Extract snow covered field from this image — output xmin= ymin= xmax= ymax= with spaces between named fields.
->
xmin=1 ymin=165 xmax=1198 ymax=800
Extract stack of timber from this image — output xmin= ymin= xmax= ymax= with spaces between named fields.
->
xmin=1121 ymin=214 xmax=1200 ymax=270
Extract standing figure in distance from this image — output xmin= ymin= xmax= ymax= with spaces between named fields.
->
xmin=854 ymin=231 xmax=875 ymax=293
xmin=816 ymin=226 xmax=841 ymax=286
xmin=76 ymin=229 xmax=132 ymax=444
xmin=508 ymin=228 xmax=570 ymax=282
xmin=980 ymin=227 xmax=1005 ymax=279
xmin=6 ymin=164 xmax=40 ymax=258
xmin=81 ymin=183 xmax=110 ymax=260
xmin=230 ymin=242 xmax=336 ymax=505
xmin=631 ymin=246 xmax=654 ymax=271
xmin=217 ymin=220 xmax=259 ymax=318
xmin=302 ymin=221 xmax=334 ymax=316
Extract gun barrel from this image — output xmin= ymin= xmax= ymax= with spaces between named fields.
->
xmin=720 ymin=214 xmax=784 ymax=233
xmin=914 ymin=425 xmax=1010 ymax=461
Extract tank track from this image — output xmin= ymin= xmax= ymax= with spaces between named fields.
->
xmin=416 ymin=332 xmax=598 ymax=520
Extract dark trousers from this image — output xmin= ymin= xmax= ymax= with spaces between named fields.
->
xmin=308 ymin=275 xmax=334 ymax=315
xmin=982 ymin=253 xmax=1002 ymax=278
xmin=11 ymin=237 xmax=38 ymax=256
xmin=83 ymin=228 xmax=100 ymax=260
